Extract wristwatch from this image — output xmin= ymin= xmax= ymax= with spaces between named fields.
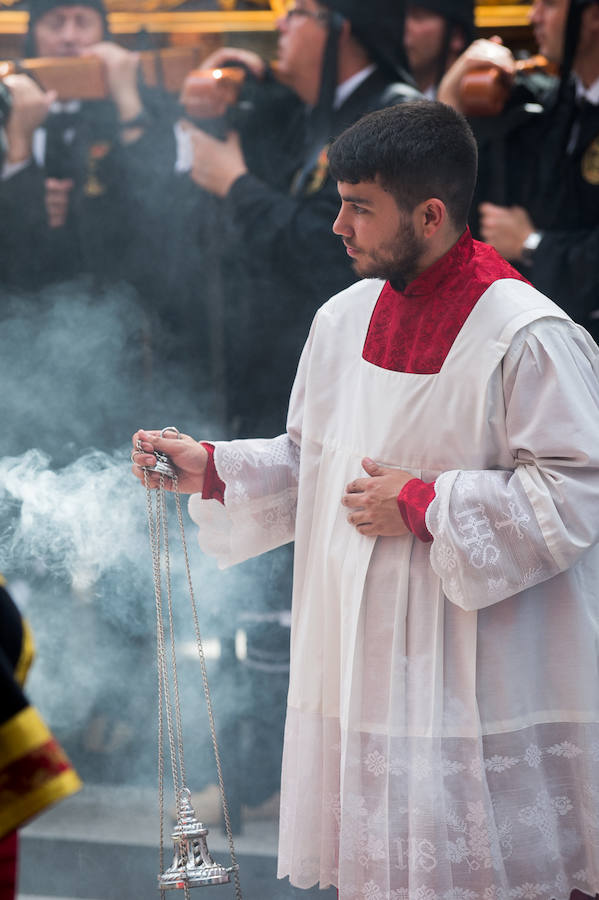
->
xmin=520 ymin=230 xmax=543 ymax=266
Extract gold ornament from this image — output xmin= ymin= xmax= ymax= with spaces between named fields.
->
xmin=306 ymin=143 xmax=330 ymax=196
xmin=84 ymin=141 xmax=111 ymax=197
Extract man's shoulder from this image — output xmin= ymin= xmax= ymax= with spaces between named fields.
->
xmin=475 ymin=271 xmax=575 ymax=348
xmin=317 ymin=278 xmax=384 ymax=321
xmin=362 ymin=73 xmax=422 ymax=114
xmin=337 ymin=70 xmax=422 ymax=125
xmin=375 ymin=79 xmax=423 ymax=109
xmin=303 ymin=279 xmax=384 ymax=356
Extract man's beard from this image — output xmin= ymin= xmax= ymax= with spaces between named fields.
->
xmin=352 ymin=219 xmax=425 ymax=292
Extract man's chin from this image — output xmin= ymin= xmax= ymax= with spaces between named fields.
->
xmin=352 ymin=261 xmax=386 ymax=281
xmin=351 ymin=258 xmax=373 ymax=277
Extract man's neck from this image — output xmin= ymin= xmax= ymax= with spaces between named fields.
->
xmin=413 ymin=73 xmax=436 ymax=94
xmin=337 ymin=39 xmax=375 ymax=87
xmin=408 ymin=228 xmax=465 ymax=284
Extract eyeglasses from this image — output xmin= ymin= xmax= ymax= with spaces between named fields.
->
xmin=283 ymin=4 xmax=330 ymax=23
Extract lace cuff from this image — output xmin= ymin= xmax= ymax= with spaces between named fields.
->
xmin=189 ymin=434 xmax=300 ymax=569
xmin=426 ymin=469 xmax=561 ymax=610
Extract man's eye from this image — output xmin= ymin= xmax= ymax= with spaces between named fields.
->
xmin=352 ymin=205 xmax=367 ymax=215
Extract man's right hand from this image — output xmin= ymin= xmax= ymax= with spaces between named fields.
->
xmin=131 ymin=429 xmax=208 ymax=495
xmin=180 ymin=47 xmax=265 ymax=119
xmin=437 ymin=37 xmax=515 ymax=113
xmin=3 ymin=74 xmax=56 ymax=165
xmin=200 ymin=47 xmax=266 ymax=80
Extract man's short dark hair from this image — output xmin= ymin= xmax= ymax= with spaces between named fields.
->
xmin=328 ymin=101 xmax=478 ymax=228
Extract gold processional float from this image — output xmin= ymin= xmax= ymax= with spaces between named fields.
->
xmin=137 ymin=427 xmax=242 ymax=898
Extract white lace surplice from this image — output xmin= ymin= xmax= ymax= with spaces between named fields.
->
xmin=189 ymin=277 xmax=599 ymax=900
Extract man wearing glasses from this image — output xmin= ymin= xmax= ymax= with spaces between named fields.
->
xmin=180 ymin=0 xmax=420 ymax=437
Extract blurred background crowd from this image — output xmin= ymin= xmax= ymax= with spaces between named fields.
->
xmin=0 ymin=0 xmax=597 ymax=893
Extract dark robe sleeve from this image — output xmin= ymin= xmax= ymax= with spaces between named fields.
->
xmin=0 ymin=162 xmax=49 ymax=290
xmin=529 ymin=227 xmax=599 ymax=334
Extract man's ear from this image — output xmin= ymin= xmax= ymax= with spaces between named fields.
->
xmin=419 ymin=197 xmax=446 ymax=236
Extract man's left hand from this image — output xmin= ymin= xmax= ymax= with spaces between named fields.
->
xmin=342 ymin=458 xmax=413 ymax=536
xmin=479 ymin=202 xmax=534 ymax=261
xmin=184 ymin=124 xmax=248 ymax=197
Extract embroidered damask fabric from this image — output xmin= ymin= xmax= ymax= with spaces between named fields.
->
xmin=201 ymin=232 xmax=522 ymax=538
xmin=364 ymin=229 xmax=528 ymax=539
xmin=397 ymin=478 xmax=436 ymax=542
xmin=361 ymin=229 xmax=528 ymax=376
xmin=189 ymin=268 xmax=599 ymax=898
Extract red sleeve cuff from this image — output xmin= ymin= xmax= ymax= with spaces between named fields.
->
xmin=200 ymin=442 xmax=225 ymax=504
xmin=397 ymin=478 xmax=436 ymax=543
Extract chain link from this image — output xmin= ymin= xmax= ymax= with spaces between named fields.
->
xmin=143 ymin=458 xmax=243 ymax=900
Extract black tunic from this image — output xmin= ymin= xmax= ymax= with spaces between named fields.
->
xmin=473 ymin=74 xmax=599 ymax=340
xmin=222 ymin=69 xmax=421 ymax=437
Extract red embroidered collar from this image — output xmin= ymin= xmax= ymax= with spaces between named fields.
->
xmin=363 ymin=229 xmax=528 ymax=375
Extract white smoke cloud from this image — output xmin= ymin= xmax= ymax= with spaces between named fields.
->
xmin=0 ymin=446 xmax=145 ymax=591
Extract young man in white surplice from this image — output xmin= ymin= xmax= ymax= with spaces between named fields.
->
xmin=132 ymin=101 xmax=599 ymax=900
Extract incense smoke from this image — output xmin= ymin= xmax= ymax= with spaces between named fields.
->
xmin=0 ymin=282 xmax=288 ymax=802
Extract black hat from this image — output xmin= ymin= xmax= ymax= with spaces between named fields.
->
xmin=24 ymin=0 xmax=110 ymax=56
xmin=294 ymin=0 xmax=414 ymax=196
xmin=406 ymin=0 xmax=476 ymax=43
xmin=319 ymin=0 xmax=411 ymax=81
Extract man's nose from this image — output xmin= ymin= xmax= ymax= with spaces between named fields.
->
xmin=61 ymin=20 xmax=79 ymax=42
xmin=332 ymin=211 xmax=350 ymax=236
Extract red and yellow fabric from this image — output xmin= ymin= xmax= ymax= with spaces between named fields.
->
xmin=0 ymin=577 xmax=82 ymax=841
xmin=0 ymin=705 xmax=82 ymax=839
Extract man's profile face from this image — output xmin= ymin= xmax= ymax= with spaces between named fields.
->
xmin=275 ymin=0 xmax=329 ymax=104
xmin=529 ymin=0 xmax=568 ymax=64
xmin=34 ymin=5 xmax=104 ymax=57
xmin=333 ymin=179 xmax=426 ymax=288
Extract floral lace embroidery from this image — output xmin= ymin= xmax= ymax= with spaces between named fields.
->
xmin=360 ymin=738 xmax=593 ymax=781
xmin=219 ymin=445 xmax=244 ymax=477
xmin=518 ymin=791 xmax=573 ymax=860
